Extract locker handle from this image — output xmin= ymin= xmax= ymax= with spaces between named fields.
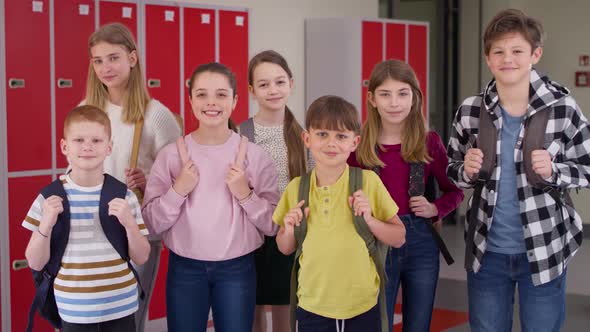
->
xmin=148 ymin=79 xmax=161 ymax=88
xmin=12 ymin=259 xmax=28 ymax=271
xmin=57 ymin=78 xmax=73 ymax=88
xmin=362 ymin=79 xmax=370 ymax=87
xmin=8 ymin=78 xmax=25 ymax=88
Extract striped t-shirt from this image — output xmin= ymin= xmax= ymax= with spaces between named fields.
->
xmin=22 ymin=174 xmax=149 ymax=323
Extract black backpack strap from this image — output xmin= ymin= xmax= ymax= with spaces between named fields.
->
xmin=27 ymin=179 xmax=71 ymax=331
xmin=290 ymin=172 xmax=311 ymax=332
xmin=408 ymin=163 xmax=455 ymax=265
xmin=465 ymin=99 xmax=497 ymax=271
xmin=522 ymin=109 xmax=572 ymax=207
xmin=99 ymin=174 xmax=145 ymax=300
xmin=348 ymin=167 xmax=389 ymax=332
xmin=239 ymin=118 xmax=256 ymax=143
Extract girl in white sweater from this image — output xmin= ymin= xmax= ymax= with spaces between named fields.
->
xmin=84 ymin=23 xmax=181 ymax=331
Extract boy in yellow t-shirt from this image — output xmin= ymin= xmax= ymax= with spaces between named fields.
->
xmin=274 ymin=95 xmax=406 ymax=331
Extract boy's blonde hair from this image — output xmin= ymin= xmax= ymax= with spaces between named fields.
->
xmin=305 ymin=95 xmax=360 ymax=134
xmin=64 ymin=105 xmax=112 ymax=139
xmin=356 ymin=60 xmax=430 ymax=168
xmin=86 ymin=23 xmax=150 ymax=124
xmin=483 ymin=9 xmax=545 ymax=55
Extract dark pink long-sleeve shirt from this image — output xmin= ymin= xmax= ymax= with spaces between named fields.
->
xmin=349 ymin=131 xmax=463 ymax=219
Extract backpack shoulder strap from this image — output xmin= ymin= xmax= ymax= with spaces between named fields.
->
xmin=348 ymin=167 xmax=389 ymax=332
xmin=99 ymin=174 xmax=145 ymax=299
xmin=28 ymin=179 xmax=70 ymax=332
xmin=39 ymin=178 xmax=71 ymax=276
xmin=523 ymin=109 xmax=551 ymax=188
xmin=290 ymin=172 xmax=311 ymax=332
xmin=99 ymin=174 xmax=129 ymax=261
xmin=239 ymin=118 xmax=256 ymax=143
xmin=476 ymin=99 xmax=497 ymax=181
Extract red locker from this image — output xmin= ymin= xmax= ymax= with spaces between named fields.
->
xmin=361 ymin=21 xmax=383 ymax=122
xmin=408 ymin=24 xmax=428 ymax=119
xmin=306 ymin=18 xmax=429 ymax=123
xmin=145 ymin=5 xmax=180 ymax=116
xmin=183 ymin=7 xmax=216 ymax=134
xmin=54 ymin=0 xmax=96 ymax=168
xmin=99 ymin=0 xmax=138 ymax=38
xmin=219 ymin=10 xmax=249 ymax=124
xmin=5 ymin=0 xmax=51 ymax=172
xmin=8 ymin=176 xmax=53 ymax=332
xmin=386 ymin=23 xmax=406 ymax=61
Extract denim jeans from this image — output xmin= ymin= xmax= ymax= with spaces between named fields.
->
xmin=296 ymin=305 xmax=380 ymax=332
xmin=385 ymin=214 xmax=440 ymax=332
xmin=166 ymin=251 xmax=256 ymax=332
xmin=467 ymin=251 xmax=566 ymax=332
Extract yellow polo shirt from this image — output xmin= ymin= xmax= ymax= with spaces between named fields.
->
xmin=273 ymin=166 xmax=398 ymax=319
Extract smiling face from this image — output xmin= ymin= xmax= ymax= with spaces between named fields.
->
xmin=188 ymin=71 xmax=237 ymax=129
xmin=368 ymin=78 xmax=413 ymax=128
xmin=249 ymin=62 xmax=293 ymax=113
xmin=485 ymin=32 xmax=542 ymax=88
xmin=90 ymin=41 xmax=137 ymax=94
xmin=61 ymin=121 xmax=112 ymax=173
xmin=303 ymin=127 xmax=359 ymax=168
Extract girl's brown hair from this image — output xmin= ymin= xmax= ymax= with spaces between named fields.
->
xmin=187 ymin=62 xmax=238 ymax=132
xmin=86 ymin=23 xmax=150 ymax=124
xmin=248 ymin=50 xmax=306 ymax=179
xmin=356 ymin=59 xmax=431 ymax=168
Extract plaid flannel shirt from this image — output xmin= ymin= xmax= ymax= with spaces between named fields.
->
xmin=447 ymin=69 xmax=590 ymax=285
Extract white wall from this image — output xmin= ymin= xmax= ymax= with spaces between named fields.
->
xmin=459 ymin=0 xmax=590 ymax=223
xmin=163 ymin=0 xmax=379 ymax=124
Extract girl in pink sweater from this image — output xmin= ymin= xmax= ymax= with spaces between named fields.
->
xmin=142 ymin=63 xmax=280 ymax=332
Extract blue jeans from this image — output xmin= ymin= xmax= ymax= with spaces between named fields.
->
xmin=467 ymin=251 xmax=566 ymax=332
xmin=385 ymin=214 xmax=439 ymax=332
xmin=166 ymin=251 xmax=256 ymax=332
xmin=296 ymin=305 xmax=380 ymax=332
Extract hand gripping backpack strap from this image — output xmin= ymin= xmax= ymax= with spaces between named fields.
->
xmin=348 ymin=167 xmax=389 ymax=332
xmin=99 ymin=174 xmax=145 ymax=300
xmin=408 ymin=163 xmax=455 ymax=265
xmin=130 ymin=120 xmax=144 ymax=203
xmin=27 ymin=179 xmax=72 ymax=331
xmin=465 ymin=99 xmax=497 ymax=271
xmin=522 ymin=109 xmax=571 ymax=207
xmin=290 ymin=172 xmax=311 ymax=332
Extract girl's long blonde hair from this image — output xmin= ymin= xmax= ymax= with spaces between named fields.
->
xmin=86 ymin=23 xmax=150 ymax=124
xmin=356 ymin=59 xmax=431 ymax=168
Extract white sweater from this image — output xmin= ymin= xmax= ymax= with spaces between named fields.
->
xmin=104 ymin=99 xmax=181 ymax=183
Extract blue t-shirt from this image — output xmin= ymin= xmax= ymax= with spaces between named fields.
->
xmin=487 ymin=106 xmax=526 ymax=254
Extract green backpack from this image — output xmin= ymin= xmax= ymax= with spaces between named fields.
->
xmin=290 ymin=166 xmax=389 ymax=332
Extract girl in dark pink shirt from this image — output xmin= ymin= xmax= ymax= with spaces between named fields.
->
xmin=348 ymin=59 xmax=463 ymax=332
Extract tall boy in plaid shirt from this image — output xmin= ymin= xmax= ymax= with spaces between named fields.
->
xmin=447 ymin=9 xmax=590 ymax=332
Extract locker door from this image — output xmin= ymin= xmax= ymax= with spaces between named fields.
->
xmin=99 ymin=1 xmax=138 ymax=38
xmin=145 ymin=4 xmax=180 ymax=115
xmin=183 ymin=7 xmax=215 ymax=133
xmin=219 ymin=10 xmax=248 ymax=124
xmin=8 ymin=176 xmax=53 ymax=332
xmin=55 ymin=0 xmax=96 ymax=168
xmin=361 ymin=21 xmax=383 ymax=121
xmin=408 ymin=24 xmax=428 ymax=118
xmin=385 ymin=23 xmax=406 ymax=61
xmin=5 ymin=0 xmax=51 ymax=172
